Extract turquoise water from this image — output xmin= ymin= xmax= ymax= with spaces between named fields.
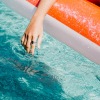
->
xmin=0 ymin=2 xmax=100 ymax=100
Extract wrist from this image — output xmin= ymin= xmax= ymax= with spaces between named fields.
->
xmin=29 ymin=15 xmax=44 ymax=26
xmin=31 ymin=12 xmax=45 ymax=22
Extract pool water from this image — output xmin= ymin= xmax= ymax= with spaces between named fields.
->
xmin=0 ymin=2 xmax=100 ymax=100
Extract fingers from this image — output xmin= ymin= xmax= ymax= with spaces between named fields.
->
xmin=21 ymin=32 xmax=43 ymax=55
xmin=21 ymin=35 xmax=25 ymax=45
xmin=21 ymin=33 xmax=32 ymax=53
xmin=37 ymin=34 xmax=43 ymax=49
xmin=26 ymin=35 xmax=31 ymax=53
xmin=30 ymin=34 xmax=37 ymax=55
xmin=23 ymin=34 xmax=27 ymax=46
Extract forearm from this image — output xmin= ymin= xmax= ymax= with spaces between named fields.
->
xmin=31 ymin=0 xmax=56 ymax=21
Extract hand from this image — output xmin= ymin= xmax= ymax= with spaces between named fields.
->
xmin=21 ymin=0 xmax=56 ymax=55
xmin=21 ymin=17 xmax=43 ymax=55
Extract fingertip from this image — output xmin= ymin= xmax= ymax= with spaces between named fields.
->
xmin=27 ymin=48 xmax=29 ymax=53
xmin=31 ymin=51 xmax=34 ymax=55
xmin=29 ymin=47 xmax=34 ymax=55
xmin=21 ymin=36 xmax=25 ymax=45
xmin=37 ymin=35 xmax=42 ymax=49
xmin=38 ymin=45 xmax=41 ymax=49
xmin=32 ymin=53 xmax=34 ymax=55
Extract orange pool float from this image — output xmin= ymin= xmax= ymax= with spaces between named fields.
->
xmin=27 ymin=0 xmax=100 ymax=46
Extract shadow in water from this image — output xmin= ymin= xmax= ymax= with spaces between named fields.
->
xmin=0 ymin=55 xmax=70 ymax=100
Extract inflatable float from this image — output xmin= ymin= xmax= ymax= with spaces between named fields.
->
xmin=2 ymin=0 xmax=100 ymax=64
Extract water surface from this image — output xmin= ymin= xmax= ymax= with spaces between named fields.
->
xmin=0 ymin=2 xmax=100 ymax=100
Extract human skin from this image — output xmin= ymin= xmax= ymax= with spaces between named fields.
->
xmin=21 ymin=0 xmax=56 ymax=55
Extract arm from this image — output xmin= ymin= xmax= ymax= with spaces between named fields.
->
xmin=32 ymin=0 xmax=56 ymax=21
xmin=21 ymin=0 xmax=56 ymax=55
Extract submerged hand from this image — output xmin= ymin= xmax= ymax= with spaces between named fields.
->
xmin=21 ymin=17 xmax=43 ymax=55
